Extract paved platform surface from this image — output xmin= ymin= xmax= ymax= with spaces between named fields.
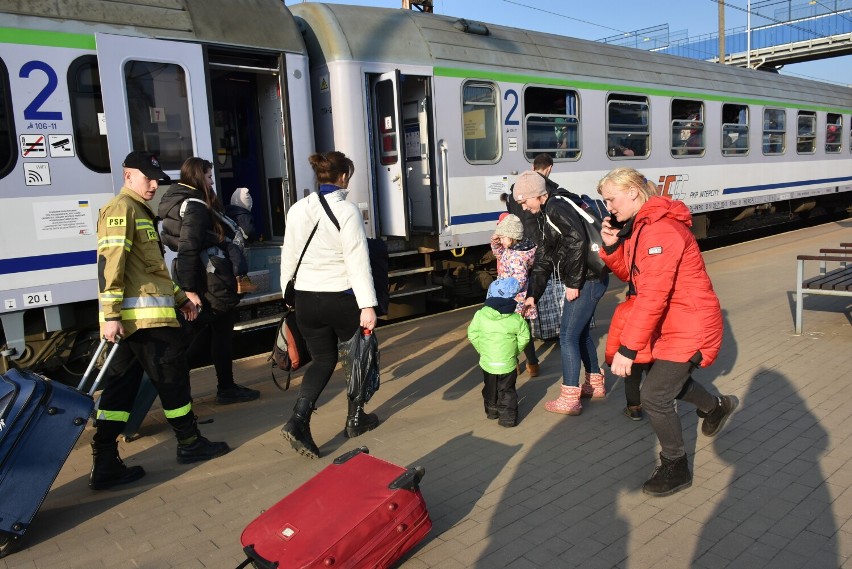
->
xmin=2 ymin=219 xmax=851 ymax=569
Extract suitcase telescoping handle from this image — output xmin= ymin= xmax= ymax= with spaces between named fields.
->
xmin=76 ymin=336 xmax=122 ymax=396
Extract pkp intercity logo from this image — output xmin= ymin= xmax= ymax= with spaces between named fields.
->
xmin=657 ymin=174 xmax=690 ymax=201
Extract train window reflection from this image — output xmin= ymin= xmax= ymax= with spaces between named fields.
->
xmin=826 ymin=113 xmax=841 ymax=154
xmin=462 ymin=81 xmax=500 ymax=163
xmin=796 ymin=111 xmax=816 ymax=154
xmin=722 ymin=103 xmax=749 ymax=156
xmin=68 ymin=56 xmax=109 ymax=173
xmin=763 ymin=108 xmax=786 ymax=155
xmin=124 ymin=61 xmax=193 ymax=170
xmin=523 ymin=87 xmax=579 ymax=161
xmin=0 ymin=58 xmax=15 ymax=180
xmin=607 ymin=94 xmax=649 ymax=159
xmin=671 ymin=98 xmax=704 ymax=157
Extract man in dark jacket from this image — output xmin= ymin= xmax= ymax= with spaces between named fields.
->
xmin=517 ymin=170 xmax=609 ymax=416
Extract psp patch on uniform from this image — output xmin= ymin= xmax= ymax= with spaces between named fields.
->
xmin=648 ymin=246 xmax=663 ymax=255
xmin=106 ymin=216 xmax=126 ymax=227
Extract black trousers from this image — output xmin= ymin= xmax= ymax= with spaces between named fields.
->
xmin=482 ymin=369 xmax=518 ymax=422
xmin=185 ymin=307 xmax=237 ymax=391
xmin=641 ymin=356 xmax=716 ymax=459
xmin=625 ymin=362 xmax=651 ymax=407
xmin=294 ymin=291 xmax=361 ymax=405
xmin=94 ymin=326 xmax=194 ymax=444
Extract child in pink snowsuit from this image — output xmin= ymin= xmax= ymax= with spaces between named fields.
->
xmin=491 ymin=213 xmax=539 ymax=376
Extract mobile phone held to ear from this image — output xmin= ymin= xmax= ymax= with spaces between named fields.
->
xmin=608 ymin=216 xmax=625 ymax=229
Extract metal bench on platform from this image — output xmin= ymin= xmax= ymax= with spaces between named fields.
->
xmin=795 ymin=246 xmax=852 ymax=334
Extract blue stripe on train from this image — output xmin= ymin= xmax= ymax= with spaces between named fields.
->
xmin=0 ymin=250 xmax=96 ymax=275
xmin=450 ymin=211 xmax=504 ymax=225
xmin=724 ymin=175 xmax=852 ymax=195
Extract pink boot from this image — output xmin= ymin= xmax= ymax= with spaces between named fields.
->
xmin=580 ymin=369 xmax=607 ymax=399
xmin=544 ymin=385 xmax=582 ymax=415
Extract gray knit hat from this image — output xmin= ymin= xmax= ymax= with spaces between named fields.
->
xmin=495 ymin=213 xmax=523 ymax=241
xmin=513 ymin=170 xmax=547 ymax=200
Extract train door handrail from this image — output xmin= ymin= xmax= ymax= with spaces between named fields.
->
xmin=440 ymin=140 xmax=450 ymax=229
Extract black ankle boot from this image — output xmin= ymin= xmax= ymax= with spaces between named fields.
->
xmin=172 ymin=416 xmax=230 ymax=464
xmin=281 ymin=398 xmax=320 ymax=458
xmin=698 ymin=395 xmax=737 ymax=437
xmin=89 ymin=442 xmax=146 ymax=490
xmin=344 ymin=399 xmax=380 ymax=438
xmin=642 ymin=453 xmax=692 ymax=497
xmin=176 ymin=434 xmax=231 ymax=464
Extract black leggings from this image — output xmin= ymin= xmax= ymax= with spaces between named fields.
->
xmin=294 ymin=291 xmax=361 ymax=405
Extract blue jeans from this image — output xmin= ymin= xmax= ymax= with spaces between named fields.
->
xmin=559 ymin=276 xmax=608 ymax=387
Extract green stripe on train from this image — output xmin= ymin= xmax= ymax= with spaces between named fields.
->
xmin=434 ymin=66 xmax=852 ymax=115
xmin=0 ymin=28 xmax=95 ymax=50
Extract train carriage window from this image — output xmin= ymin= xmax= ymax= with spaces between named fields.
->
xmin=762 ymin=108 xmax=786 ymax=155
xmin=670 ymin=99 xmax=704 ymax=157
xmin=462 ymin=81 xmax=500 ymax=163
xmin=68 ymin=56 xmax=109 ymax=172
xmin=523 ymin=87 xmax=580 ymax=161
xmin=825 ymin=113 xmax=842 ymax=154
xmin=124 ymin=61 xmax=193 ymax=170
xmin=0 ymin=59 xmax=15 ymax=179
xmin=722 ymin=104 xmax=749 ymax=156
xmin=796 ymin=111 xmax=816 ymax=154
xmin=607 ymin=94 xmax=649 ymax=159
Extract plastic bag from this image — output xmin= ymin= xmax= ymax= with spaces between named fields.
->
xmin=338 ymin=328 xmax=380 ymax=405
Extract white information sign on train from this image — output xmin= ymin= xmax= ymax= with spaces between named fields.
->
xmin=20 ymin=134 xmax=46 ymax=158
xmin=33 ymin=200 xmax=95 ymax=239
xmin=48 ymin=135 xmax=75 ymax=157
xmin=23 ymin=162 xmax=51 ymax=186
xmin=485 ymin=176 xmax=510 ymax=201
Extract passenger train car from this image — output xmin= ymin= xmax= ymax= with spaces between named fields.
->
xmin=0 ymin=0 xmax=314 ymax=374
xmin=1 ymin=1 xmax=850 ymax=375
xmin=292 ymin=2 xmax=852 ymax=309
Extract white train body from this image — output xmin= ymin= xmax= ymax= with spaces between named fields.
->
xmin=1 ymin=1 xmax=850 ymax=371
xmin=293 ymin=3 xmax=852 ymax=254
xmin=0 ymin=0 xmax=314 ymax=371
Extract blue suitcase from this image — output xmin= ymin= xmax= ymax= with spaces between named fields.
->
xmin=0 ymin=338 xmax=119 ymax=558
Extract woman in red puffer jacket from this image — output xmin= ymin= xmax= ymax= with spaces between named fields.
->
xmin=597 ymin=167 xmax=736 ymax=498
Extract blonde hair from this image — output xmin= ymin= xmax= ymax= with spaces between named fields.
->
xmin=596 ymin=167 xmax=658 ymax=202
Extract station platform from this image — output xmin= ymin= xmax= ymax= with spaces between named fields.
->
xmin=2 ymin=219 xmax=851 ymax=569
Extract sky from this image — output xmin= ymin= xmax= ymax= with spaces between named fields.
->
xmin=293 ymin=0 xmax=852 ymax=87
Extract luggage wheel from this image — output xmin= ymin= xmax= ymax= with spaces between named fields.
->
xmin=0 ymin=532 xmax=20 ymax=559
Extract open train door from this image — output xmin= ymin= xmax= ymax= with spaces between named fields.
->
xmin=370 ymin=72 xmax=409 ymax=238
xmin=95 ymin=33 xmax=214 ymax=193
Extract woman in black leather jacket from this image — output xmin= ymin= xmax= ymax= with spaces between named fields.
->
xmin=518 ymin=171 xmax=609 ymax=416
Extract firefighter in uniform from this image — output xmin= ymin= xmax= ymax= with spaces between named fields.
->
xmin=90 ymin=151 xmax=230 ymax=490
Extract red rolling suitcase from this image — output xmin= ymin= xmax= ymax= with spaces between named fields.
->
xmin=238 ymin=447 xmax=431 ymax=569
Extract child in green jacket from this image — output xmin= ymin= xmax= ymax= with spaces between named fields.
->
xmin=467 ymin=277 xmax=531 ymax=427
